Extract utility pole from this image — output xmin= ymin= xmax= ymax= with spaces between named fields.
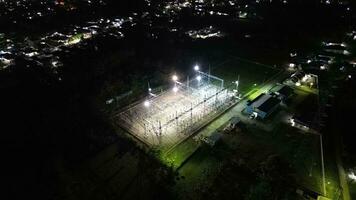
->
xmin=320 ymin=134 xmax=326 ymax=196
xmin=316 ymin=74 xmax=326 ymax=196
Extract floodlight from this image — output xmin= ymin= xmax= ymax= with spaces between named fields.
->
xmin=144 ymin=100 xmax=150 ymax=107
xmin=196 ymin=75 xmax=202 ymax=81
xmin=289 ymin=63 xmax=296 ymax=68
xmin=172 ymin=75 xmax=178 ymax=81
xmin=148 ymin=88 xmax=152 ymax=92
xmin=348 ymin=171 xmax=356 ymax=182
xmin=194 ymin=65 xmax=199 ymax=71
xmin=173 ymin=86 xmax=178 ymax=93
xmin=302 ymin=75 xmax=308 ymax=82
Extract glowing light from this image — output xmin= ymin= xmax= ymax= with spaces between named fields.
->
xmin=172 ymin=75 xmax=178 ymax=81
xmin=290 ymin=118 xmax=295 ymax=126
xmin=290 ymin=52 xmax=297 ymax=57
xmin=194 ymin=65 xmax=200 ymax=71
xmin=173 ymin=86 xmax=178 ymax=93
xmin=348 ymin=171 xmax=356 ymax=182
xmin=295 ymin=82 xmax=301 ymax=86
xmin=289 ymin=63 xmax=296 ymax=68
xmin=196 ymin=75 xmax=202 ymax=81
xmin=144 ymin=100 xmax=150 ymax=107
xmin=302 ymin=75 xmax=308 ymax=82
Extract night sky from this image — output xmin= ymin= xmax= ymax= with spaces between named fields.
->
xmin=1 ymin=1 xmax=356 ymax=200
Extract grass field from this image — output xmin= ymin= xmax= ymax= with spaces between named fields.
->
xmin=161 ymin=138 xmax=200 ymax=169
xmin=211 ymin=57 xmax=281 ymax=94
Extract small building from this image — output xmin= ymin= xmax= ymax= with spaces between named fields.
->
xmin=229 ymin=116 xmax=241 ymax=128
xmin=270 ymin=84 xmax=294 ymax=102
xmin=291 ymin=71 xmax=306 ymax=80
xmin=202 ymin=131 xmax=222 ymax=146
xmin=224 ymin=116 xmax=241 ymax=132
xmin=246 ymin=93 xmax=281 ymax=119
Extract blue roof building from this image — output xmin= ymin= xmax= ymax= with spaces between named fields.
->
xmin=246 ymin=93 xmax=281 ymax=119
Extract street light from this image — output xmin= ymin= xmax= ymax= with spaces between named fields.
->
xmin=196 ymin=75 xmax=202 ymax=81
xmin=172 ymin=75 xmax=178 ymax=82
xmin=194 ymin=65 xmax=199 ymax=71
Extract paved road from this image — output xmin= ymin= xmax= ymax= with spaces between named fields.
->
xmin=335 ymin=128 xmax=351 ymax=200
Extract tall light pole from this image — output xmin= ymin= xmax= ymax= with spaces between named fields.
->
xmin=194 ymin=64 xmax=224 ymax=88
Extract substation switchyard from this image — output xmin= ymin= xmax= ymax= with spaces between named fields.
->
xmin=115 ymin=66 xmax=236 ymax=148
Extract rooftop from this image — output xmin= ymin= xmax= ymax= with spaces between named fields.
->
xmin=270 ymin=84 xmax=294 ymax=98
xmin=248 ymin=93 xmax=281 ymax=113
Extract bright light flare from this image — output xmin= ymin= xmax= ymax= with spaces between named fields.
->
xmin=194 ymin=65 xmax=200 ymax=71
xmin=172 ymin=86 xmax=178 ymax=93
xmin=196 ymin=75 xmax=202 ymax=81
xmin=289 ymin=63 xmax=296 ymax=68
xmin=348 ymin=171 xmax=356 ymax=182
xmin=172 ymin=75 xmax=178 ymax=81
xmin=144 ymin=100 xmax=150 ymax=107
xmin=302 ymin=75 xmax=308 ymax=82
